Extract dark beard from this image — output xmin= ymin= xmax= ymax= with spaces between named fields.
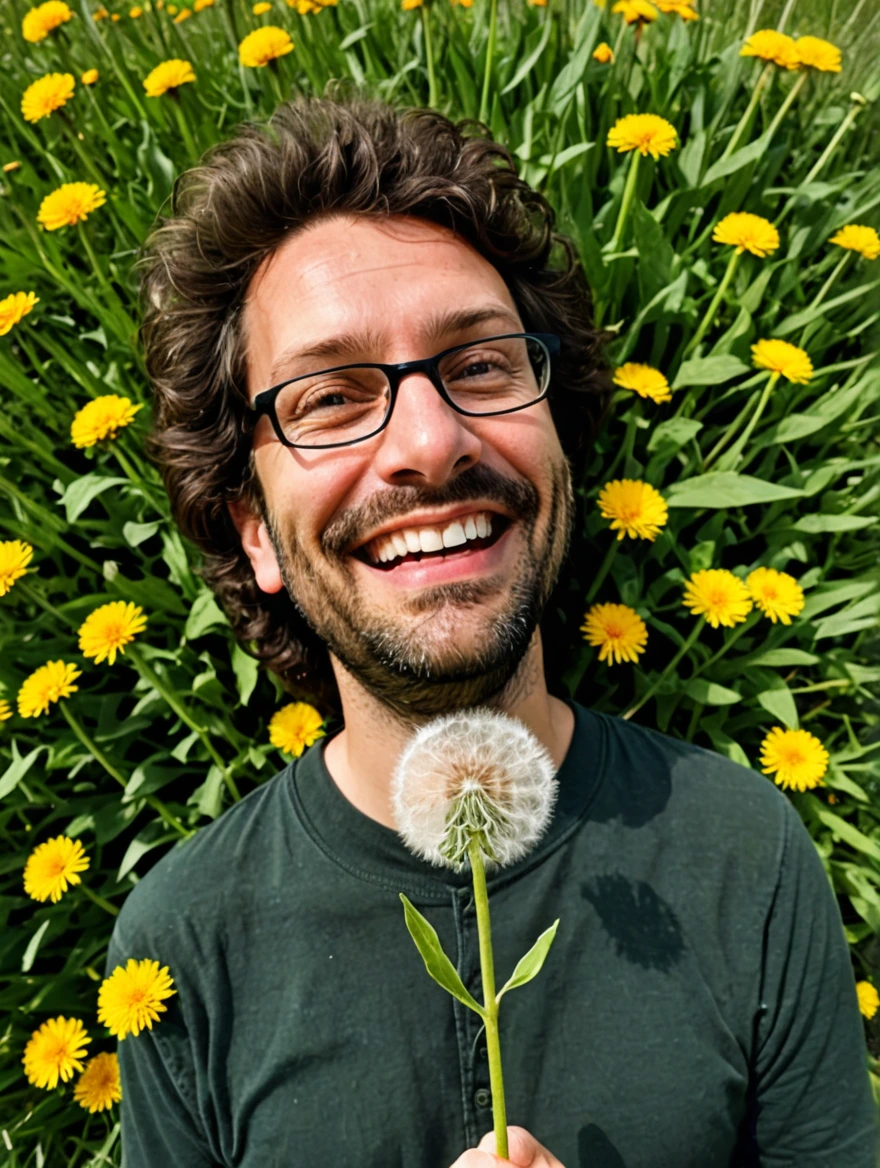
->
xmin=263 ymin=459 xmax=574 ymax=723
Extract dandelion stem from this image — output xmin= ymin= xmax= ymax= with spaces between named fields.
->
xmin=683 ymin=249 xmax=741 ymax=359
xmin=585 ymin=540 xmax=619 ymax=605
xmin=808 ymin=250 xmax=851 ymax=312
xmin=689 ymin=612 xmax=760 ymax=680
xmin=468 ymin=836 xmax=507 ymax=1162
xmin=421 ymin=4 xmax=437 ymax=108
xmin=718 ymin=62 xmax=773 ymax=163
xmin=79 ymin=883 xmax=120 ymax=917
xmin=709 ymin=371 xmax=778 ymax=472
xmin=479 ymin=0 xmax=499 ymax=126
xmin=623 ymin=620 xmax=703 ymax=721
xmin=60 ymin=703 xmax=194 ymax=838
xmin=15 ymin=579 xmax=69 ymax=630
xmin=764 ymin=70 xmax=807 ymax=141
xmin=127 ymin=646 xmax=242 ymax=803
xmin=170 ymin=93 xmax=199 ymax=164
xmin=609 ymin=149 xmax=641 ymax=257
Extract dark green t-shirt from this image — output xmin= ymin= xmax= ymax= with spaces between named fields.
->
xmin=106 ymin=701 xmax=878 ymax=1166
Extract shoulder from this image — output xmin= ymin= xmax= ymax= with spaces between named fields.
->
xmin=109 ymin=762 xmax=295 ymax=961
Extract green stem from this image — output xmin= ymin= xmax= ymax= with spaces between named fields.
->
xmin=622 ymin=620 xmax=703 ymax=721
xmin=689 ymin=611 xmax=760 ymax=680
xmin=808 ymin=249 xmax=851 ymax=311
xmin=421 ymin=3 xmax=436 ymax=108
xmin=683 ymin=249 xmax=741 ymax=359
xmin=717 ymin=62 xmax=773 ymax=164
xmin=468 ymin=836 xmax=507 ymax=1162
xmin=478 ymin=0 xmax=498 ymax=126
xmin=609 ymin=149 xmax=641 ymax=256
xmin=15 ymin=579 xmax=69 ymax=629
xmin=79 ymin=883 xmax=120 ymax=917
xmin=60 ymin=703 xmax=194 ymax=838
xmin=802 ymin=100 xmax=862 ymax=187
xmin=170 ymin=92 xmax=199 ymax=164
xmin=764 ymin=70 xmax=807 ymax=141
xmin=76 ymin=224 xmax=138 ymax=342
xmin=602 ymin=408 xmax=638 ymax=481
xmin=127 ymin=646 xmax=241 ymax=802
xmin=585 ymin=540 xmax=620 ymax=605
xmin=709 ymin=371 xmax=778 ymax=472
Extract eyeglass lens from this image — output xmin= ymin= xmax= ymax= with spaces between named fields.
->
xmin=272 ymin=334 xmax=550 ymax=448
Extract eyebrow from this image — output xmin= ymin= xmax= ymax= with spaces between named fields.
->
xmin=266 ymin=305 xmax=523 ymax=387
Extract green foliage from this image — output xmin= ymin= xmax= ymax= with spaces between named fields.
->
xmin=1 ymin=0 xmax=880 ymax=1159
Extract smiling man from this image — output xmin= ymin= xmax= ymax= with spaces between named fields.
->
xmin=105 ymin=91 xmax=877 ymax=1168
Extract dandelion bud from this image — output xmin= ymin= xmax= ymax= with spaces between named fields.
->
xmin=391 ymin=710 xmax=558 ymax=872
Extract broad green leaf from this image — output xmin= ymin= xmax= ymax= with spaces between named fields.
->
xmin=773 ymin=280 xmax=880 ymax=337
xmin=548 ymin=8 xmax=599 ymax=115
xmin=400 ymin=894 xmax=485 ymax=1017
xmin=665 ymin=473 xmax=804 ymax=509
xmin=755 ymin=683 xmax=798 ymax=730
xmin=671 ymin=355 xmax=749 ymax=389
xmin=684 ymin=678 xmax=741 ymax=706
xmin=188 ymin=765 xmax=226 ymax=820
xmin=497 ymin=920 xmax=559 ymax=1003
xmin=61 ymin=474 xmax=128 ymax=524
xmin=0 ymin=744 xmax=46 ymax=800
xmin=646 ymin=417 xmax=702 ymax=455
xmin=231 ymin=643 xmax=260 ymax=705
xmin=761 ymin=414 xmax=829 ymax=444
xmin=185 ymin=590 xmax=229 ymax=640
xmin=801 ymin=577 xmax=877 ymax=619
xmin=748 ymin=649 xmax=819 ymax=668
xmin=22 ymin=920 xmax=52 ymax=975
xmin=814 ymin=809 xmax=880 ymax=864
xmin=792 ymin=514 xmax=879 ymax=533
xmin=501 ymin=17 xmax=553 ymax=95
xmin=123 ymin=520 xmax=162 ymax=548
xmin=701 ymin=131 xmax=771 ymax=185
xmin=118 ymin=823 xmax=180 ymax=881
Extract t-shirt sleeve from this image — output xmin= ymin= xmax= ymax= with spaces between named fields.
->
xmin=105 ymin=917 xmax=221 ymax=1168
xmin=745 ymin=793 xmax=879 ymax=1165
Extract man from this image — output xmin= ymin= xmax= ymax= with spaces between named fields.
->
xmin=106 ymin=90 xmax=877 ymax=1167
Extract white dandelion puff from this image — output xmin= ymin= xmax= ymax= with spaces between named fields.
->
xmin=391 ymin=709 xmax=559 ymax=872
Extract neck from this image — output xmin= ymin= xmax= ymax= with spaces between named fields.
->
xmin=322 ymin=630 xmax=575 ymax=831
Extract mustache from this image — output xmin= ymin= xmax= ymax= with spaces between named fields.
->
xmin=320 ymin=463 xmax=541 ymax=557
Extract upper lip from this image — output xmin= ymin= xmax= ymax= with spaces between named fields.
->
xmin=349 ymin=503 xmax=512 ymax=555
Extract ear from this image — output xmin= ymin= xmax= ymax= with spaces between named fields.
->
xmin=227 ymin=498 xmax=285 ymax=594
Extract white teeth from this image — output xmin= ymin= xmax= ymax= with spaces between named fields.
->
xmin=391 ymin=532 xmax=409 ymax=558
xmin=475 ymin=514 xmax=488 ymax=538
xmin=442 ymin=521 xmax=467 ymax=549
xmin=404 ymin=530 xmax=421 ymax=554
xmin=419 ymin=528 xmax=444 ymax=553
xmin=464 ymin=516 xmax=477 ymax=540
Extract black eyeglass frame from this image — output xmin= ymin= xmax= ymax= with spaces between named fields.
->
xmin=250 ymin=331 xmax=562 ymax=450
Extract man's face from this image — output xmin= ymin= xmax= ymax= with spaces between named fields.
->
xmin=237 ymin=214 xmax=574 ymax=720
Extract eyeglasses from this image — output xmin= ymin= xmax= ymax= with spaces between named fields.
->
xmin=250 ymin=332 xmax=561 ymax=449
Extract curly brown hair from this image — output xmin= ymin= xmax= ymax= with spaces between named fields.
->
xmin=140 ymin=82 xmax=614 ymax=714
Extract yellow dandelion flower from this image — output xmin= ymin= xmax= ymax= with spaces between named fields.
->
xmin=597 ymin=479 xmax=669 ymax=542
xmin=294 ymin=0 xmax=320 ymax=9
xmin=70 ymin=395 xmax=142 ymax=448
xmin=111 ymin=11 xmax=120 ymax=18
xmin=0 ymin=699 xmax=12 ymax=721
xmin=611 ymin=0 xmax=657 ymax=23
xmin=173 ymin=7 xmax=191 ymax=20
xmin=0 ymin=539 xmax=33 ymax=595
xmin=268 ymin=702 xmax=325 ymax=757
xmin=253 ymin=1 xmax=271 ymax=11
xmin=401 ymin=0 xmax=423 ymax=8
xmin=746 ymin=567 xmax=804 ymax=625
xmin=98 ymin=958 xmax=177 ymax=1040
xmin=238 ymin=25 xmax=294 ymax=65
xmin=143 ymin=59 xmax=196 ymax=97
xmin=580 ymin=603 xmax=648 ymax=665
xmin=759 ymin=726 xmax=828 ymax=792
xmin=17 ymin=660 xmax=82 ymax=718
xmin=23 ymin=835 xmax=90 ymax=903
xmin=193 ymin=0 xmax=213 ymax=9
xmin=93 ymin=5 xmax=109 ymax=17
xmin=654 ymin=0 xmax=698 ymax=19
xmin=3 ymin=161 xmax=22 ymax=172
xmin=81 ymin=68 xmax=99 ymax=85
xmin=795 ymin=35 xmax=841 ymax=73
xmin=751 ymin=338 xmax=813 ymax=384
xmin=528 ymin=0 xmax=548 ymax=6
xmin=0 ymin=292 xmax=38 ymax=337
xmin=22 ymin=1017 xmax=91 ymax=1090
xmin=682 ymin=568 xmax=753 ymax=628
xmin=856 ymin=981 xmax=879 ymax=1021
xmin=612 ymin=362 xmax=671 ymax=403
xmin=450 ymin=0 xmax=473 ymax=6
xmin=73 ymin=1052 xmax=122 ymax=1113
xmin=593 ymin=42 xmax=615 ymax=63
xmin=740 ymin=29 xmax=799 ymax=70
xmin=829 ymin=224 xmax=880 ymax=261
xmin=37 ymin=182 xmax=105 ymax=231
xmin=129 ymin=5 xmax=143 ymax=14
xmin=607 ymin=113 xmax=677 ymax=160
xmin=165 ymin=3 xmax=177 ymax=11
xmin=21 ymin=73 xmax=75 ymax=124
xmin=22 ymin=0 xmax=73 ymax=42
xmin=78 ymin=601 xmax=147 ymax=665
xmin=712 ymin=212 xmax=780 ymax=258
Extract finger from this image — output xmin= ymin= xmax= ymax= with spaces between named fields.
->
xmin=449 ymin=1151 xmax=500 ymax=1168
xmin=477 ymin=1126 xmax=542 ymax=1165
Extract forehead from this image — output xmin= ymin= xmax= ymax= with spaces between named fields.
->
xmin=242 ymin=214 xmax=520 ymax=393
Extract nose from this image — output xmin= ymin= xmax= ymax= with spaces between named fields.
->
xmin=370 ymin=370 xmax=482 ymax=487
